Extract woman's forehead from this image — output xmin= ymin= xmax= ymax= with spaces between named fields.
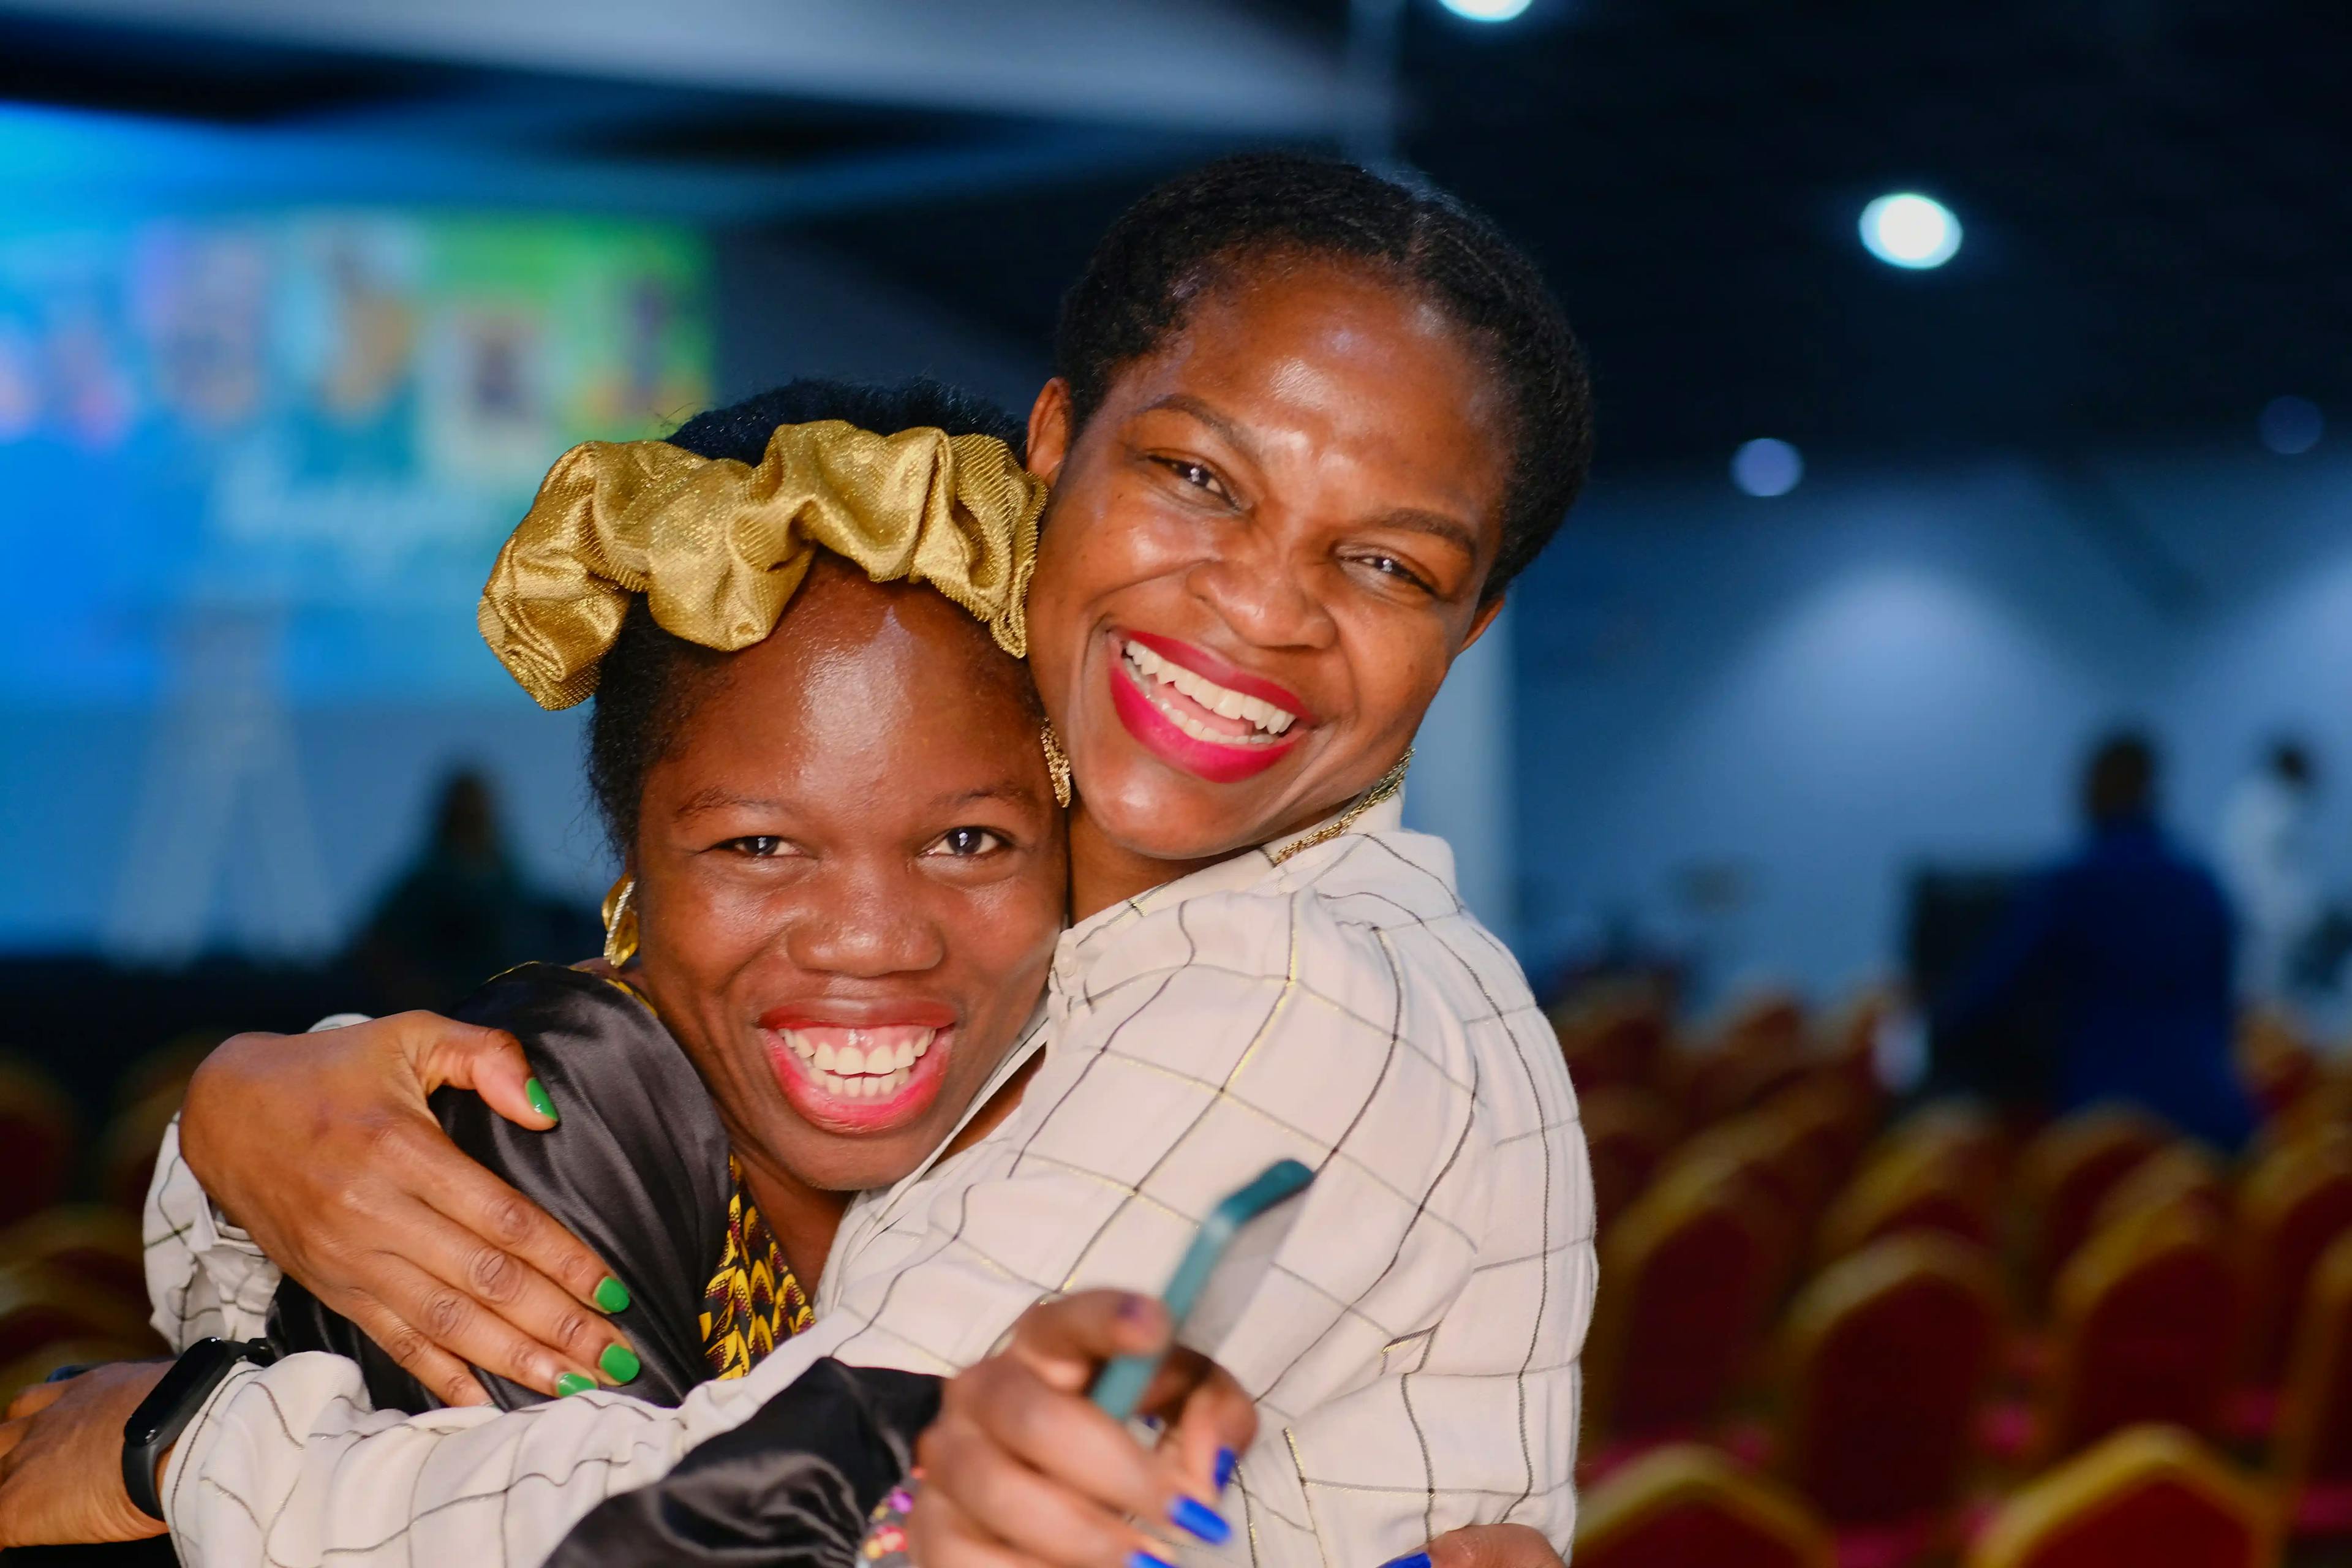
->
xmin=1121 ymin=262 xmax=1511 ymax=527
xmin=676 ymin=569 xmax=1037 ymax=774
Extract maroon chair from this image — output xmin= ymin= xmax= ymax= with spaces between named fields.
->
xmin=1782 ymin=1234 xmax=2003 ymax=1535
xmin=2044 ymin=1205 xmax=2236 ymax=1458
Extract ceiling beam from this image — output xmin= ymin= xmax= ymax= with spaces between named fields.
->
xmin=0 ymin=0 xmax=1370 ymax=135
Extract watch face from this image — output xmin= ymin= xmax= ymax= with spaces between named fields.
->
xmin=126 ymin=1338 xmax=261 ymax=1522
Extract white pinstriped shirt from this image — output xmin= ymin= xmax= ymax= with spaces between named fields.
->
xmin=143 ymin=797 xmax=1597 ymax=1568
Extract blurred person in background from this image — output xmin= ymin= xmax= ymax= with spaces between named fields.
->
xmin=2219 ymin=737 xmax=2321 ymax=1003
xmin=1935 ymin=730 xmax=2251 ymax=1148
xmin=350 ymin=767 xmax=598 ymax=1012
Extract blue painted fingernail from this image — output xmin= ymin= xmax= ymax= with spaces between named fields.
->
xmin=1214 ymin=1446 xmax=1238 ymax=1491
xmin=1170 ymin=1496 xmax=1230 ymax=1545
xmin=1129 ymin=1553 xmax=1176 ymax=1568
xmin=1379 ymin=1555 xmax=1433 ymax=1568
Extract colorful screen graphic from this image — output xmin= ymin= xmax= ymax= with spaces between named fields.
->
xmin=0 ymin=212 xmax=713 ymax=701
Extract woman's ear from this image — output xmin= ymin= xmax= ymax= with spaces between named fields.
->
xmin=1025 ymin=379 xmax=1074 ymax=486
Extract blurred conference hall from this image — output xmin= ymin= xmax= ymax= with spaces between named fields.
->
xmin=1 ymin=2 xmax=2351 ymax=1566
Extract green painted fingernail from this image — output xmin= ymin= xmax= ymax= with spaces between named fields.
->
xmin=524 ymin=1077 xmax=558 ymax=1124
xmin=555 ymin=1371 xmax=594 ymax=1397
xmin=600 ymin=1343 xmax=641 ymax=1384
xmin=594 ymin=1276 xmax=630 ymax=1313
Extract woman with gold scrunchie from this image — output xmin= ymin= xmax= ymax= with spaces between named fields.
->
xmin=261 ymin=377 xmax=1071 ymax=1423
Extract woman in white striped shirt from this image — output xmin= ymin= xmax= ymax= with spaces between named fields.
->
xmin=2 ymin=152 xmax=1598 ymax=1568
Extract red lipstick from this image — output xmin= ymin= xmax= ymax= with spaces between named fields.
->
xmin=1107 ymin=630 xmax=1307 ymax=785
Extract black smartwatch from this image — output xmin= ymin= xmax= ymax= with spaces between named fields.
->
xmin=121 ymin=1337 xmax=277 ymax=1521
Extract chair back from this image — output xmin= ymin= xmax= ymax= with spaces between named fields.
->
xmin=98 ymin=1081 xmax=186 ymax=1214
xmin=2046 ymin=1204 xmax=2235 ymax=1456
xmin=1815 ymin=1138 xmax=1996 ymax=1267
xmin=2016 ymin=1106 xmax=2167 ymax=1306
xmin=1585 ymin=1160 xmax=1782 ymax=1440
xmin=1758 ymin=1076 xmax=1876 ymax=1196
xmin=1664 ymin=1112 xmax=1830 ymax=1243
xmin=1866 ymin=1100 xmax=2008 ymax=1210
xmin=1583 ymin=1085 xmax=1681 ymax=1234
xmin=0 ymin=1261 xmax=157 ymax=1368
xmin=1575 ymin=1443 xmax=1833 ymax=1568
xmin=1552 ymin=991 xmax=1670 ymax=1095
xmin=2275 ymin=1231 xmax=2352 ymax=1493
xmin=1964 ymin=1425 xmax=2276 ymax=1568
xmin=2090 ymin=1142 xmax=2227 ymax=1235
xmin=1780 ymin=1233 xmax=2003 ymax=1525
xmin=2236 ymin=1130 xmax=2352 ymax=1385
xmin=0 ymin=1205 xmax=148 ymax=1310
xmin=0 ymin=1058 xmax=77 ymax=1228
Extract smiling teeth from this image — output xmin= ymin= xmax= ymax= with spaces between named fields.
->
xmin=783 ymin=1026 xmax=933 ymax=1096
xmin=815 ymin=1067 xmax=912 ymax=1099
xmin=1121 ymin=641 xmax=1297 ymax=737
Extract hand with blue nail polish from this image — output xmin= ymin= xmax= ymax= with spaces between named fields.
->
xmin=908 ymin=1290 xmax=1257 ymax=1568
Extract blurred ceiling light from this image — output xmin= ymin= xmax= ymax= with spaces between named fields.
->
xmin=2260 ymin=395 xmax=2323 ymax=456
xmin=1732 ymin=438 xmax=1804 ymax=497
xmin=1438 ymin=0 xmax=1534 ymax=19
xmin=1859 ymin=192 xmax=1961 ymax=270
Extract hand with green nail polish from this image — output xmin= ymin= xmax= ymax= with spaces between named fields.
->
xmin=178 ymin=1011 xmax=643 ymax=1408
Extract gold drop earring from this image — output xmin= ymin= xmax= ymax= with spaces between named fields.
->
xmin=1040 ymin=722 xmax=1074 ymax=809
xmin=601 ymin=875 xmax=640 ymax=968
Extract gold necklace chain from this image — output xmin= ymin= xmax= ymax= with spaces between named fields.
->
xmin=1265 ymin=748 xmax=1414 ymax=867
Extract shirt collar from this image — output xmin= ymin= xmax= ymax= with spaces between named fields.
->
xmin=1064 ymin=789 xmax=1409 ymax=946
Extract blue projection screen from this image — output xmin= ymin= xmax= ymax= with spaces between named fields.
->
xmin=0 ymin=211 xmax=713 ymax=704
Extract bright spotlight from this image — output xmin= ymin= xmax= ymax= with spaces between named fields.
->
xmin=1860 ymin=192 xmax=1961 ymax=270
xmin=1438 ymin=0 xmax=1532 ymax=20
xmin=2260 ymin=396 xmax=2324 ymax=456
xmin=1732 ymin=439 xmax=1804 ymax=498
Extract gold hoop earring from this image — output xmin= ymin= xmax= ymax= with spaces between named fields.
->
xmin=601 ymin=875 xmax=640 ymax=968
xmin=1040 ymin=721 xmax=1074 ymax=809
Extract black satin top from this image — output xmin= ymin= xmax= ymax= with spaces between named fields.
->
xmin=266 ymin=962 xmax=941 ymax=1567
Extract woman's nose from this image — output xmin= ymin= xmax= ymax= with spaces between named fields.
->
xmin=1188 ymin=530 xmax=1336 ymax=651
xmin=783 ymin=876 xmax=947 ymax=977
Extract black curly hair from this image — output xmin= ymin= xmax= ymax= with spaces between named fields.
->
xmin=1053 ymin=151 xmax=1593 ymax=598
xmin=584 ymin=377 xmax=1026 ymax=856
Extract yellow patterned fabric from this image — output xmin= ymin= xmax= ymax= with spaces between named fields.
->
xmin=478 ymin=420 xmax=1045 ymax=710
xmin=701 ymin=1156 xmax=815 ymax=1381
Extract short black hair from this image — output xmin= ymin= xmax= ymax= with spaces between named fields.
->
xmin=1052 ymin=152 xmax=1593 ymax=597
xmin=585 ymin=377 xmax=1023 ymax=856
xmin=2084 ymin=730 xmax=2158 ymax=824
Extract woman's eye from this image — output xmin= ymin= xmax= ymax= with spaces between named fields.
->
xmin=1153 ymin=458 xmax=1229 ymax=500
xmin=1355 ymin=554 xmax=1434 ymax=592
xmin=925 ymin=826 xmax=1007 ymax=859
xmin=724 ymin=835 xmax=789 ymax=858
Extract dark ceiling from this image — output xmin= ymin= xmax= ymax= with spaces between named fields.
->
xmin=6 ymin=0 xmax=2349 ymax=474
xmin=808 ymin=0 xmax=2352 ymax=473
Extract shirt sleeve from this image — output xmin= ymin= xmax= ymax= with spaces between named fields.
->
xmin=145 ymin=1114 xmax=279 ymax=1349
xmin=143 ymin=1012 xmax=376 ymax=1348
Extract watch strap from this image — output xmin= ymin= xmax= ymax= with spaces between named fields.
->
xmin=121 ymin=1336 xmax=277 ymax=1522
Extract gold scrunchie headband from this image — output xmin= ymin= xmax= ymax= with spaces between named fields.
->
xmin=478 ymin=419 xmax=1046 ymax=710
